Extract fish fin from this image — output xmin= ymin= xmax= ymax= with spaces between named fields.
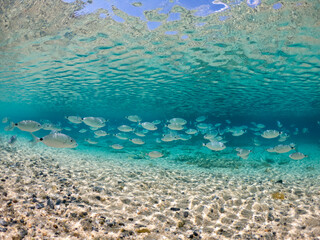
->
xmin=29 ymin=133 xmax=40 ymax=147
xmin=4 ymin=122 xmax=15 ymax=131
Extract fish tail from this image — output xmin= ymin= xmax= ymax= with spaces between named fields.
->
xmin=4 ymin=122 xmax=15 ymax=131
xmin=29 ymin=133 xmax=40 ymax=147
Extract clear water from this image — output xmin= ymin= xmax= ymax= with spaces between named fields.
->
xmin=0 ymin=1 xmax=320 ymax=238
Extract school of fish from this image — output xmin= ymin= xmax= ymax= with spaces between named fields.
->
xmin=2 ymin=116 xmax=315 ymax=161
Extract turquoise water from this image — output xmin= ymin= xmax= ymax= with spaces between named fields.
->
xmin=1 ymin=2 xmax=320 ymax=239
xmin=0 ymin=1 xmax=320 ymax=171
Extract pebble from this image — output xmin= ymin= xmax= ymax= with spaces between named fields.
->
xmin=36 ymin=203 xmax=45 ymax=209
xmin=47 ymin=198 xmax=55 ymax=209
xmin=0 ymin=219 xmax=8 ymax=227
xmin=170 ymin=207 xmax=180 ymax=211
xmin=0 ymin=227 xmax=7 ymax=232
xmin=19 ymin=229 xmax=28 ymax=238
xmin=183 ymin=211 xmax=189 ymax=218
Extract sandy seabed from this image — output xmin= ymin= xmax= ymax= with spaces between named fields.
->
xmin=0 ymin=142 xmax=320 ymax=240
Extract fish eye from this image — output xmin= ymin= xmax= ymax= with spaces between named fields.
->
xmin=71 ymin=140 xmax=73 ymax=142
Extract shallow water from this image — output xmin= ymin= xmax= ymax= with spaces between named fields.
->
xmin=0 ymin=0 xmax=320 ymax=239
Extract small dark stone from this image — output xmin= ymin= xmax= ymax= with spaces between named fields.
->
xmin=188 ymin=234 xmax=194 ymax=238
xmin=267 ymin=213 xmax=274 ymax=221
xmin=1 ymin=178 xmax=6 ymax=182
xmin=47 ymin=198 xmax=55 ymax=209
xmin=62 ymin=199 xmax=67 ymax=204
xmin=193 ymin=231 xmax=198 ymax=236
xmin=183 ymin=211 xmax=189 ymax=218
xmin=32 ymin=194 xmax=37 ymax=198
xmin=95 ymin=196 xmax=101 ymax=201
xmin=36 ymin=203 xmax=44 ymax=209
xmin=93 ymin=186 xmax=104 ymax=193
xmin=56 ymin=199 xmax=61 ymax=205
xmin=107 ymin=221 xmax=116 ymax=227
xmin=71 ymin=197 xmax=76 ymax=201
xmin=134 ymin=224 xmax=146 ymax=228
xmin=128 ymin=218 xmax=134 ymax=221
xmin=170 ymin=207 xmax=180 ymax=211
xmin=0 ymin=227 xmax=7 ymax=232
xmin=32 ymin=198 xmax=37 ymax=203
xmin=275 ymin=179 xmax=283 ymax=184
xmin=79 ymin=212 xmax=88 ymax=218
xmin=3 ymin=192 xmax=7 ymax=197
xmin=0 ymin=219 xmax=8 ymax=227
xmin=119 ymin=222 xmax=125 ymax=226
xmin=19 ymin=228 xmax=28 ymax=238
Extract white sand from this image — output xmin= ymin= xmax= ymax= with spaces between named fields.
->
xmin=0 ymin=140 xmax=320 ymax=239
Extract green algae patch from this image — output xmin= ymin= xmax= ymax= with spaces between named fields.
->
xmin=272 ymin=192 xmax=285 ymax=200
xmin=136 ymin=228 xmax=151 ymax=234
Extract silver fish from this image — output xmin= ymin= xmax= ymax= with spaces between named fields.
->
xmin=31 ymin=132 xmax=77 ymax=148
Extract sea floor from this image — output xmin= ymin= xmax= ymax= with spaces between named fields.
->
xmin=0 ymin=139 xmax=320 ymax=239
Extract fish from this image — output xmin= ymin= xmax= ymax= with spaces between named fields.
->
xmin=79 ymin=129 xmax=87 ymax=133
xmin=134 ymin=131 xmax=146 ymax=137
xmin=179 ymin=134 xmax=192 ymax=141
xmin=236 ymin=148 xmax=252 ymax=159
xmin=152 ymin=120 xmax=161 ymax=125
xmin=85 ymin=138 xmax=98 ymax=144
xmin=196 ymin=116 xmax=206 ymax=122
xmin=94 ymin=130 xmax=108 ymax=137
xmin=169 ymin=118 xmax=187 ymax=125
xmin=232 ymin=129 xmax=246 ymax=137
xmin=6 ymin=120 xmax=42 ymax=132
xmin=148 ymin=151 xmax=163 ymax=158
xmin=114 ymin=133 xmax=129 ymax=140
xmin=289 ymin=152 xmax=308 ymax=160
xmin=161 ymin=134 xmax=177 ymax=142
xmin=273 ymin=144 xmax=295 ymax=154
xmin=65 ymin=116 xmax=82 ymax=124
xmin=8 ymin=135 xmax=17 ymax=145
xmin=30 ymin=132 xmax=77 ymax=148
xmin=110 ymin=144 xmax=124 ymax=150
xmin=42 ymin=123 xmax=63 ymax=131
xmin=129 ymin=138 xmax=145 ymax=145
xmin=141 ymin=122 xmax=157 ymax=131
xmin=82 ymin=117 xmax=106 ymax=128
xmin=197 ymin=123 xmax=209 ymax=130
xmin=185 ymin=128 xmax=198 ymax=135
xmin=203 ymin=141 xmax=226 ymax=151
xmin=118 ymin=125 xmax=134 ymax=132
xmin=261 ymin=130 xmax=281 ymax=139
xmin=125 ymin=115 xmax=142 ymax=122
xmin=166 ymin=123 xmax=184 ymax=131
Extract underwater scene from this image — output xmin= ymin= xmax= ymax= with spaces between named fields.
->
xmin=0 ymin=0 xmax=320 ymax=239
